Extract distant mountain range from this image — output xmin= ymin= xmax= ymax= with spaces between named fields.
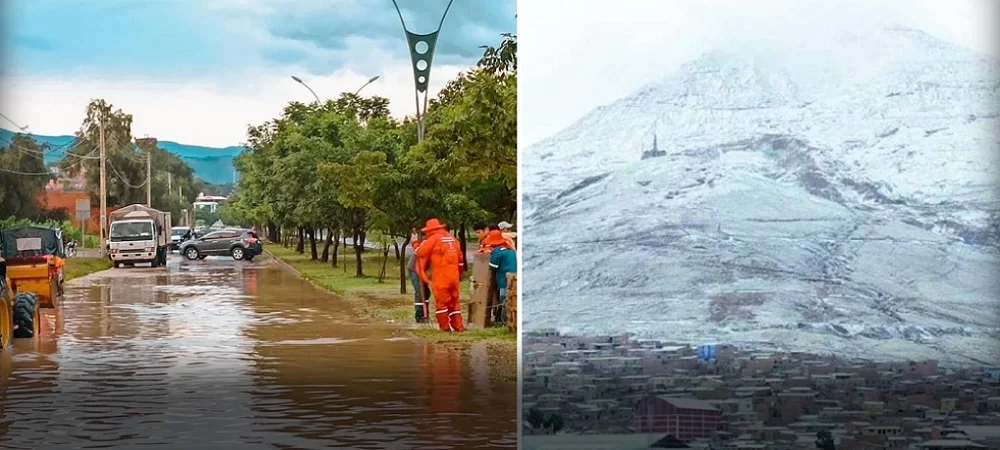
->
xmin=0 ymin=128 xmax=242 ymax=184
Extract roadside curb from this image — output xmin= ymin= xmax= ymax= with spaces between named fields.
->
xmin=263 ymin=249 xmax=303 ymax=278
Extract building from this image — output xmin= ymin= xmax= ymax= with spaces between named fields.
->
xmin=640 ymin=135 xmax=666 ymax=160
xmin=915 ymin=440 xmax=986 ymax=449
xmin=634 ymin=396 xmax=723 ymax=441
xmin=193 ymin=193 xmax=227 ymax=212
xmin=523 ymin=433 xmax=690 ymax=449
xmin=35 ymin=190 xmax=102 ymax=231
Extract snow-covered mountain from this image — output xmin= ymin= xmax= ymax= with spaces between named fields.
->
xmin=522 ymin=27 xmax=1000 ymax=365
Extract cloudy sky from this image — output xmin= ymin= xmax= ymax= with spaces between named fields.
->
xmin=0 ymin=0 xmax=515 ymax=147
xmin=519 ymin=0 xmax=999 ymax=148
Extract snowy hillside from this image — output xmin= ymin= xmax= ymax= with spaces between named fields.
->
xmin=524 ymin=26 xmax=999 ymax=210
xmin=522 ymin=27 xmax=1000 ymax=365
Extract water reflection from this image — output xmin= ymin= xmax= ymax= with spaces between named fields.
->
xmin=0 ymin=256 xmax=515 ymax=449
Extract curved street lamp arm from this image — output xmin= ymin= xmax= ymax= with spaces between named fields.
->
xmin=436 ymin=0 xmax=455 ymax=32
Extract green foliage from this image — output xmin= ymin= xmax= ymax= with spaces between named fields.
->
xmin=228 ymin=33 xmax=517 ymax=284
xmin=525 ymin=407 xmax=565 ymax=433
xmin=527 ymin=407 xmax=546 ymax=429
xmin=0 ymin=217 xmax=97 ymax=247
xmin=60 ymin=99 xmax=200 ymax=222
xmin=194 ymin=208 xmax=220 ymax=227
xmin=0 ymin=134 xmax=53 ymax=218
xmin=544 ymin=413 xmax=565 ymax=433
xmin=816 ymin=429 xmax=836 ymax=450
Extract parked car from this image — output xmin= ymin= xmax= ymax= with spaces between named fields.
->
xmin=170 ymin=226 xmax=193 ymax=252
xmin=179 ymin=228 xmax=263 ymax=261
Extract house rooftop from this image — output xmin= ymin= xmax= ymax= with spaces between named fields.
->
xmin=655 ymin=396 xmax=720 ymax=411
xmin=916 ymin=440 xmax=986 ymax=448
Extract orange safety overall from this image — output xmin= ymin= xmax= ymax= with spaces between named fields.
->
xmin=413 ymin=219 xmax=465 ymax=332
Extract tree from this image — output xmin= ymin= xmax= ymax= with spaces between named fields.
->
xmin=194 ymin=208 xmax=220 ymax=227
xmin=527 ymin=407 xmax=546 ymax=429
xmin=544 ymin=413 xmax=565 ymax=433
xmin=60 ymin=99 xmax=200 ymax=221
xmin=321 ymin=150 xmax=390 ymax=277
xmin=225 ymin=32 xmax=518 ymax=290
xmin=0 ymin=134 xmax=52 ymax=218
xmin=816 ymin=429 xmax=836 ymax=450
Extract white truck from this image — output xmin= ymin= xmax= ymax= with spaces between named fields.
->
xmin=107 ymin=204 xmax=171 ymax=268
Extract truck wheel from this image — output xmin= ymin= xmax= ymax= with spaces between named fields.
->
xmin=231 ymin=247 xmax=245 ymax=261
xmin=1 ymin=292 xmax=12 ymax=348
xmin=185 ymin=247 xmax=200 ymax=260
xmin=114 ymin=261 xmax=121 ymax=269
xmin=12 ymin=293 xmax=36 ymax=339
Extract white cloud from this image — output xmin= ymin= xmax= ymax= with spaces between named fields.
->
xmin=1 ymin=58 xmax=467 ymax=148
xmin=519 ymin=0 xmax=999 ymax=148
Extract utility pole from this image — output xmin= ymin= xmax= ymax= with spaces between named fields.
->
xmin=168 ymin=172 xmax=172 ymax=194
xmin=146 ymin=145 xmax=152 ymax=207
xmin=136 ymin=136 xmax=155 ymax=207
xmin=98 ymin=116 xmax=108 ymax=257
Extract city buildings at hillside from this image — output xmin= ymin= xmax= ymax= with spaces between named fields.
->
xmin=523 ymin=330 xmax=1000 ymax=450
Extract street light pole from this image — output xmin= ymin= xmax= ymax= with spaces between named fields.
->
xmin=291 ymin=75 xmax=381 ymax=102
xmin=392 ymin=0 xmax=455 ymax=142
xmin=291 ymin=76 xmax=321 ymax=103
xmin=354 ymin=75 xmax=381 ymax=95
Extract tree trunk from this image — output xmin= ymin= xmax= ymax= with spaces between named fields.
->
xmin=399 ymin=236 xmax=411 ymax=294
xmin=378 ymin=243 xmax=389 ymax=283
xmin=309 ymin=227 xmax=318 ymax=260
xmin=458 ymin=223 xmax=468 ymax=276
xmin=343 ymin=233 xmax=349 ymax=273
xmin=295 ymin=227 xmax=305 ymax=253
xmin=267 ymin=221 xmax=279 ymax=243
xmin=321 ymin=228 xmax=333 ymax=263
xmin=354 ymin=228 xmax=365 ymax=277
xmin=331 ymin=228 xmax=341 ymax=267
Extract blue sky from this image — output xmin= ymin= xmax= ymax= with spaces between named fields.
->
xmin=1 ymin=0 xmax=516 ymax=146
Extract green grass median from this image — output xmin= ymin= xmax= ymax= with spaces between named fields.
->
xmin=64 ymin=257 xmax=113 ymax=281
xmin=265 ymin=244 xmax=514 ymax=345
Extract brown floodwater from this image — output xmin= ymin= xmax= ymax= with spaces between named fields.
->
xmin=0 ymin=255 xmax=516 ymax=449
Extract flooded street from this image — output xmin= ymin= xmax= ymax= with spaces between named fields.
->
xmin=0 ymin=255 xmax=517 ymax=449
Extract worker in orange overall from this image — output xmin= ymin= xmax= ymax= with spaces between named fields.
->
xmin=412 ymin=218 xmax=465 ymax=332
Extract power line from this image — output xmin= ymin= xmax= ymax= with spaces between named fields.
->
xmin=105 ymin=134 xmax=148 ymax=164
xmin=0 ymin=147 xmax=96 ymax=175
xmin=107 ymin=157 xmax=148 ymax=189
xmin=0 ymin=135 xmax=92 ymax=159
xmin=0 ymin=166 xmax=58 ymax=176
xmin=0 ymin=112 xmax=28 ymax=130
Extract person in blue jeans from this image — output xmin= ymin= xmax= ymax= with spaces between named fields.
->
xmin=483 ymin=230 xmax=516 ymax=324
xmin=407 ymin=247 xmax=430 ymax=323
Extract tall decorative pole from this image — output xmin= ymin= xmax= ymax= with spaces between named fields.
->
xmin=392 ymin=0 xmax=455 ymax=142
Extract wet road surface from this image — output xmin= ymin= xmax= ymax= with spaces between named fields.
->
xmin=0 ymin=254 xmax=516 ymax=449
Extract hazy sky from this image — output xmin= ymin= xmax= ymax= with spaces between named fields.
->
xmin=0 ymin=0 xmax=516 ymax=147
xmin=519 ymin=0 xmax=999 ymax=148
